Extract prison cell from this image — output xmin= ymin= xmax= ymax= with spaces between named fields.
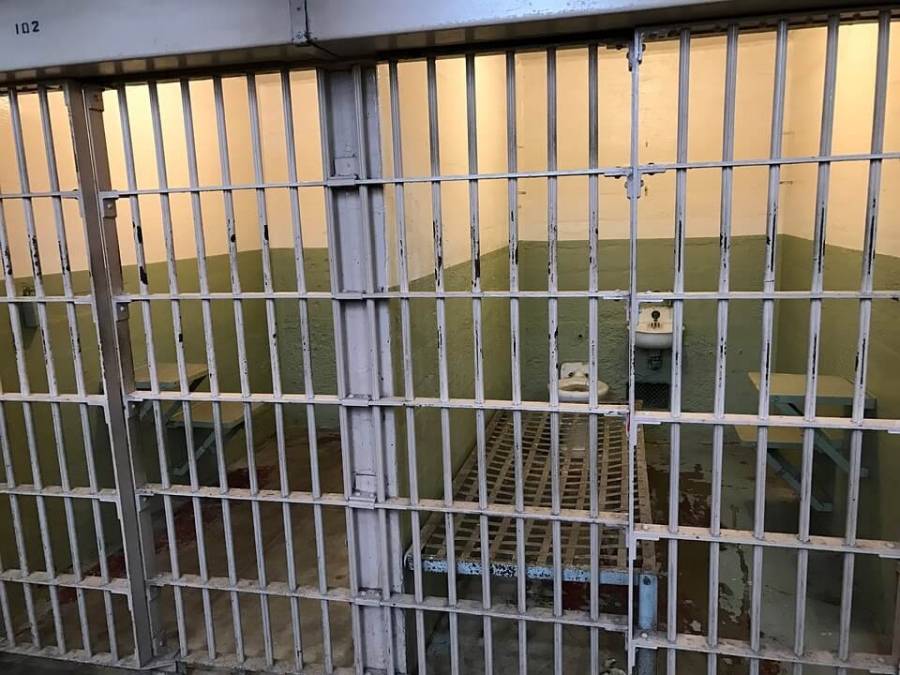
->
xmin=0 ymin=6 xmax=898 ymax=675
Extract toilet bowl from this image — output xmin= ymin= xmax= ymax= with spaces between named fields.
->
xmin=554 ymin=361 xmax=610 ymax=403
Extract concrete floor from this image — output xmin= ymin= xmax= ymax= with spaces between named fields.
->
xmin=0 ymin=652 xmax=130 ymax=674
xmin=151 ymin=427 xmax=357 ymax=670
xmin=641 ymin=426 xmax=889 ymax=674
xmin=11 ymin=417 xmax=895 ymax=673
xmin=418 ymin=424 xmax=893 ymax=674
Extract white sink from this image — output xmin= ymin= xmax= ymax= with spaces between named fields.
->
xmin=635 ymin=304 xmax=674 ymax=349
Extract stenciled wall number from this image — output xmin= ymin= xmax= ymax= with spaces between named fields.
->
xmin=14 ymin=20 xmax=40 ymax=35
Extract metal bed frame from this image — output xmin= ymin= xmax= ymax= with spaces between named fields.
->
xmin=406 ymin=410 xmax=658 ymax=635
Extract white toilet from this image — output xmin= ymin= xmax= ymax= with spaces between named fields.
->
xmin=554 ymin=361 xmax=610 ymax=403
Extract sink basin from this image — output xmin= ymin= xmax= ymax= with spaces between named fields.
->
xmin=635 ymin=304 xmax=675 ymax=349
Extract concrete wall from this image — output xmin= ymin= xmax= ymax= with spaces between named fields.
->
xmin=390 ymin=248 xmax=512 ymax=504
xmin=0 ymin=22 xmax=898 ymax=632
xmin=0 ymin=73 xmax=326 ymax=277
xmin=377 ymin=56 xmax=512 ymax=284
xmin=517 ymin=236 xmax=772 ymax=412
xmin=774 ymin=236 xmax=900 ymax=633
xmin=767 ymin=22 xmax=900 ymax=634
xmin=0 ymin=250 xmax=337 ymax=578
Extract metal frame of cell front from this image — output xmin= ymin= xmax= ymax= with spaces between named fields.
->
xmin=0 ymin=5 xmax=897 ymax=675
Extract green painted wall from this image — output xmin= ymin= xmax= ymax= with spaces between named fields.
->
xmin=517 ymin=236 xmax=772 ymax=414
xmin=1 ymin=234 xmax=897 ymax=638
xmin=126 ymin=248 xmax=336 ymax=413
xmin=775 ymin=234 xmax=900 ymax=634
xmin=270 ymin=248 xmax=337 ymax=424
xmin=0 ymin=268 xmax=117 ymax=585
xmin=390 ymin=247 xmax=512 ymax=505
xmin=0 ymin=248 xmax=338 ymax=586
xmin=393 ymin=235 xmax=775 ymax=511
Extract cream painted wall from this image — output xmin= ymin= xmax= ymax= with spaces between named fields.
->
xmin=379 ymin=55 xmax=511 ymax=283
xmin=1 ymin=23 xmax=898 ymax=282
xmin=0 ymin=70 xmax=324 ymax=278
xmin=513 ymin=35 xmax=780 ymax=244
xmin=498 ymin=25 xmax=900 ymax=254
xmin=0 ymin=90 xmax=86 ymax=281
xmin=779 ymin=23 xmax=900 ymax=256
xmin=100 ymin=71 xmax=326 ymax=270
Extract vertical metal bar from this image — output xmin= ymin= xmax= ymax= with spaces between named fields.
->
xmin=627 ymin=30 xmax=643 ymax=675
xmin=387 ymin=59 xmax=426 ymax=675
xmin=0 ymin=400 xmax=28 ymax=650
xmin=147 ymin=80 xmax=219 ymax=662
xmin=0 ymin=547 xmax=13 ymax=646
xmin=247 ymin=73 xmax=302 ymax=669
xmin=505 ymin=50 xmax=528 ymax=675
xmin=751 ymin=19 xmax=788 ymax=675
xmin=586 ymin=41 xmax=601 ymax=675
xmin=318 ymin=65 xmax=397 ymax=674
xmin=0 ymin=402 xmax=27 ymax=647
xmin=350 ymin=65 xmax=397 ymax=675
xmin=464 ymin=52 xmax=493 ymax=675
xmin=75 ymin=87 xmax=117 ymax=661
xmin=179 ymin=76 xmax=245 ymax=662
xmin=39 ymin=85 xmax=102 ymax=657
xmin=425 ymin=55 xmax=460 ymax=675
xmin=317 ymin=69 xmax=366 ymax=674
xmin=545 ymin=46 xmax=564 ymax=675
xmin=212 ymin=75 xmax=273 ymax=666
xmin=386 ymin=63 xmax=420 ymax=672
xmin=6 ymin=89 xmax=67 ymax=654
xmin=116 ymin=83 xmax=185 ymax=658
xmin=0 ymin=212 xmax=41 ymax=651
xmin=795 ymin=18 xmax=838 ymax=672
xmin=837 ymin=13 xmax=890 ymax=674
xmin=667 ymin=27 xmax=690 ymax=675
xmin=280 ymin=68 xmax=334 ymax=672
xmin=66 ymin=81 xmax=156 ymax=665
xmin=707 ymin=26 xmax=738 ymax=674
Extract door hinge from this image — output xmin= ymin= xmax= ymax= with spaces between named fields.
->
xmin=87 ymin=89 xmax=105 ymax=113
xmin=627 ymin=39 xmax=645 ymax=72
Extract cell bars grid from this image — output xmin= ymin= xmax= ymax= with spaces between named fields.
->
xmin=0 ymin=7 xmax=896 ymax=675
xmin=0 ymin=83 xmax=149 ymax=668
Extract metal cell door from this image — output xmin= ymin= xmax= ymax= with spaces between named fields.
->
xmin=0 ymin=7 xmax=898 ymax=675
xmin=0 ymin=83 xmax=155 ymax=667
